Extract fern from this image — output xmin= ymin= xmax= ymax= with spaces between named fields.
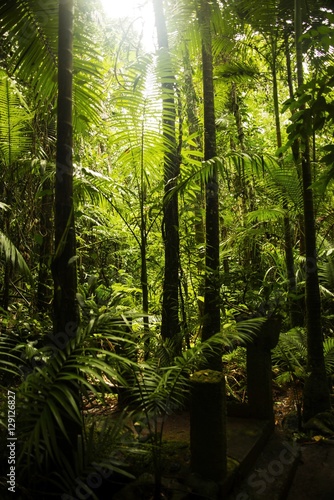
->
xmin=0 ymin=231 xmax=32 ymax=281
xmin=272 ymin=328 xmax=334 ymax=384
xmin=15 ymin=315 xmax=136 ymax=472
xmin=0 ymin=331 xmax=24 ymax=383
xmin=324 ymin=337 xmax=334 ymax=376
xmin=0 ymin=71 xmax=33 ymax=166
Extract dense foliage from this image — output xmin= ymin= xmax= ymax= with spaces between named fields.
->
xmin=0 ymin=0 xmax=334 ymax=497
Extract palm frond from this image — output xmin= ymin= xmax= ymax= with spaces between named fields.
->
xmin=324 ymin=337 xmax=334 ymax=376
xmin=16 ymin=315 xmax=137 ymax=468
xmin=318 ymin=255 xmax=334 ymax=293
xmin=0 ymin=1 xmax=103 ymax=128
xmin=216 ymin=61 xmax=259 ymax=80
xmin=0 ymin=71 xmax=33 ymax=165
xmin=247 ymin=207 xmax=285 ymax=224
xmin=0 ymin=332 xmax=25 ymax=383
xmin=0 ymin=0 xmax=58 ymax=104
xmin=233 ymin=0 xmax=291 ymax=35
xmin=0 ymin=231 xmax=32 ymax=281
xmin=50 ymin=414 xmax=135 ymax=498
xmin=272 ymin=327 xmax=308 ymax=382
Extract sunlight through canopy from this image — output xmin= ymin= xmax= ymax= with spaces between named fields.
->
xmin=99 ymin=0 xmax=156 ymax=51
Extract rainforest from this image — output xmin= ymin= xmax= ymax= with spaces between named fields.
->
xmin=0 ymin=0 xmax=334 ymax=499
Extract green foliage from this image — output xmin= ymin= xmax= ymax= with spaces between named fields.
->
xmin=0 ymin=0 xmax=334 ymax=495
xmin=0 ymin=0 xmax=103 ymax=126
xmin=272 ymin=328 xmax=308 ymax=385
xmin=0 ymin=314 xmax=135 ymax=495
xmin=0 ymin=231 xmax=32 ymax=282
xmin=272 ymin=327 xmax=334 ymax=385
xmin=223 ymin=347 xmax=247 ymax=401
xmin=0 ymin=71 xmax=33 ymax=165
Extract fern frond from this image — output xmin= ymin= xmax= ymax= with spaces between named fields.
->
xmin=0 ymin=72 xmax=33 ymax=166
xmin=246 ymin=207 xmax=285 ymax=224
xmin=324 ymin=337 xmax=334 ymax=376
xmin=16 ymin=316 xmax=137 ymax=467
xmin=0 ymin=231 xmax=32 ymax=282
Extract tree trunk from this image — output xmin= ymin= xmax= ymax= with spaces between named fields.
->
xmin=199 ymin=0 xmax=221 ymax=372
xmin=182 ymin=44 xmax=206 ymax=317
xmin=294 ymin=0 xmax=331 ymax=421
xmin=37 ymin=163 xmax=54 ymax=312
xmin=51 ymin=0 xmax=81 ymax=456
xmin=284 ymin=26 xmax=306 ymax=256
xmin=140 ymin=155 xmax=150 ymax=358
xmin=270 ymin=36 xmax=299 ymax=328
xmin=52 ymin=0 xmax=79 ymax=337
xmin=153 ymin=0 xmax=180 ymax=352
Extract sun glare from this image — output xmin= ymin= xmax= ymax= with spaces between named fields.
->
xmin=99 ymin=0 xmax=139 ymax=19
xmin=99 ymin=0 xmax=156 ymax=51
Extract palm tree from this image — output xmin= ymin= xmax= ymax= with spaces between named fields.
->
xmin=153 ymin=0 xmax=181 ymax=352
xmin=199 ymin=0 xmax=221 ymax=370
xmin=293 ymin=0 xmax=331 ymax=421
xmin=188 ymin=0 xmax=227 ymax=484
xmin=228 ymin=0 xmax=331 ymax=421
xmin=0 ymin=0 xmax=103 ymax=314
xmin=52 ymin=0 xmax=79 ymax=337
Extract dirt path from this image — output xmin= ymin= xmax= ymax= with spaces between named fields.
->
xmin=286 ymin=440 xmax=334 ymax=500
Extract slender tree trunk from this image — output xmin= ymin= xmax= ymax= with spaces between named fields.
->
xmin=1 ymin=79 xmax=14 ymax=310
xmin=2 ymin=193 xmax=12 ymax=310
xmin=51 ymin=0 xmax=81 ymax=457
xmin=284 ymin=27 xmax=306 ymax=256
xmin=294 ymin=0 xmax=331 ymax=421
xmin=182 ymin=44 xmax=206 ymax=316
xmin=271 ymin=36 xmax=299 ymax=328
xmin=231 ymin=82 xmax=245 ymax=152
xmin=153 ymin=0 xmax=180 ymax=353
xmin=139 ymin=138 xmax=150 ymax=357
xmin=199 ymin=0 xmax=221 ymax=370
xmin=190 ymin=7 xmax=227 ymax=483
xmin=37 ymin=163 xmax=53 ymax=312
xmin=52 ymin=0 xmax=79 ymax=337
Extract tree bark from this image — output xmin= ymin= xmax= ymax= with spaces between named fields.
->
xmin=270 ymin=36 xmax=299 ymax=328
xmin=52 ymin=0 xmax=79 ymax=338
xmin=182 ymin=44 xmax=206 ymax=316
xmin=294 ymin=0 xmax=331 ymax=421
xmin=51 ymin=0 xmax=81 ymax=458
xmin=140 ymin=153 xmax=150 ymax=357
xmin=284 ymin=26 xmax=306 ymax=256
xmin=199 ymin=0 xmax=221 ymax=371
xmin=153 ymin=0 xmax=180 ymax=352
xmin=37 ymin=163 xmax=54 ymax=312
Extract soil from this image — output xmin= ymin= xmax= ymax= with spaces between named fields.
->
xmin=286 ymin=440 xmax=334 ymax=500
xmin=83 ymin=388 xmax=334 ymax=499
xmin=273 ymin=387 xmax=334 ymax=499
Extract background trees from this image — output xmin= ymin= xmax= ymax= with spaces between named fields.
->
xmin=0 ymin=0 xmax=334 ymax=496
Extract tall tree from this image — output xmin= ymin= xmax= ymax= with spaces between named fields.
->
xmin=269 ymin=32 xmax=299 ymax=328
xmin=199 ymin=0 xmax=221 ymax=370
xmin=153 ymin=0 xmax=181 ymax=352
xmin=52 ymin=0 xmax=79 ymax=338
xmin=294 ymin=0 xmax=331 ymax=421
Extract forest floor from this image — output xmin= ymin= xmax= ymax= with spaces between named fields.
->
xmin=286 ymin=440 xmax=334 ymax=500
xmin=274 ymin=387 xmax=334 ymax=500
xmin=85 ymin=386 xmax=334 ymax=499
